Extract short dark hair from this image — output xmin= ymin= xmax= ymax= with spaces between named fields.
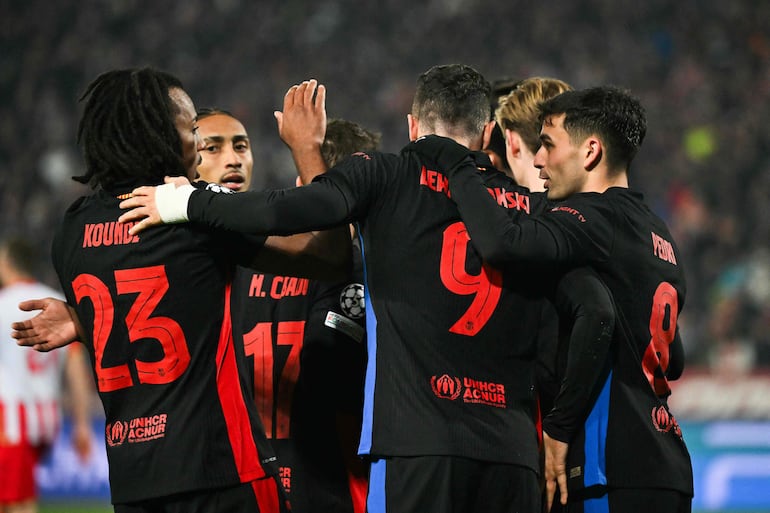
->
xmin=412 ymin=64 xmax=491 ymax=139
xmin=196 ymin=107 xmax=236 ymax=121
xmin=321 ymin=119 xmax=381 ymax=168
xmin=74 ymin=68 xmax=187 ymax=190
xmin=539 ymin=86 xmax=647 ymax=171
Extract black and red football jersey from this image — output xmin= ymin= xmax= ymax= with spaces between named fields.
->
xmin=52 ymin=184 xmax=277 ymax=504
xmin=447 ymin=166 xmax=694 ymax=496
xmin=187 ymin=149 xmax=548 ymax=472
xmin=231 ymin=242 xmax=367 ymax=513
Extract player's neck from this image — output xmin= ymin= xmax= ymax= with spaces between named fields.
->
xmin=585 ymin=167 xmax=629 ymax=193
xmin=428 ymin=126 xmax=482 ymax=151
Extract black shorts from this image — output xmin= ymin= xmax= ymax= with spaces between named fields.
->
xmin=366 ymin=456 xmax=540 ymax=513
xmin=549 ymin=487 xmax=692 ymax=513
xmin=113 ymin=476 xmax=289 ymax=513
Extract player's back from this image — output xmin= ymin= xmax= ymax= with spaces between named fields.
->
xmin=553 ymin=187 xmax=692 ymax=496
xmin=322 ymin=148 xmax=546 ymax=471
xmin=231 ymin=241 xmax=367 ymax=513
xmin=51 ymin=187 xmax=276 ymax=504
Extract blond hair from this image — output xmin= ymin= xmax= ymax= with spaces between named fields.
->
xmin=495 ymin=77 xmax=572 ymax=154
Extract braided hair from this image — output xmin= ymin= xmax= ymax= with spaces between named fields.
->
xmin=74 ymin=68 xmax=187 ymax=191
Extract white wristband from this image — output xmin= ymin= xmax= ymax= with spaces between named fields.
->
xmin=155 ymin=183 xmax=195 ymax=223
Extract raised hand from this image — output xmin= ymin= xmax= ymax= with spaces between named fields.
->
xmin=274 ymin=79 xmax=329 ymax=184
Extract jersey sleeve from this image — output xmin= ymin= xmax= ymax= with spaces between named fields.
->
xmin=186 ymin=152 xmax=386 ymax=235
xmin=301 ymin=278 xmax=366 ymax=415
xmin=187 ymin=178 xmax=352 ymax=234
xmin=448 ymin=164 xmax=614 ymax=267
xmin=542 ymin=267 xmax=615 ymax=442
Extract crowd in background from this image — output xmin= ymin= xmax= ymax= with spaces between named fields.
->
xmin=2 ymin=0 xmax=769 ymax=370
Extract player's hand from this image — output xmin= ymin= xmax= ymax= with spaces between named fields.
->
xmin=119 ymin=176 xmax=194 ymax=235
xmin=274 ymin=79 xmax=327 ymax=153
xmin=11 ymin=298 xmax=78 ymax=352
xmin=72 ymin=419 xmax=93 ymax=463
xmin=406 ymin=135 xmax=475 ymax=175
xmin=543 ymin=432 xmax=569 ymax=511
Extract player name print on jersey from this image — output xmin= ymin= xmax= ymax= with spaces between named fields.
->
xmin=651 ymin=231 xmax=678 ymax=265
xmin=419 ymin=166 xmax=531 ymax=213
xmin=82 ymin=221 xmax=140 ymax=248
xmin=248 ymin=273 xmax=310 ymax=299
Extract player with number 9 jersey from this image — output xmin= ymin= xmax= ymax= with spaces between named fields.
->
xmin=121 ymin=64 xmax=552 ymax=512
xmin=184 ymin=145 xmax=548 ymax=471
xmin=443 ymin=86 xmax=694 ymax=505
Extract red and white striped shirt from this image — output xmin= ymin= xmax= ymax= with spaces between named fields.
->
xmin=0 ymin=281 xmax=66 ymax=447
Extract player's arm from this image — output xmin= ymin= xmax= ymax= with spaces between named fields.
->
xmin=252 ymin=229 xmax=352 ymax=281
xmin=274 ymin=79 xmax=328 ymax=185
xmin=11 ymin=297 xmax=85 ymax=352
xmin=254 ymin=78 xmax=351 ymax=279
xmin=542 ymin=267 xmax=616 ymax=509
xmin=409 ymin=135 xmax=569 ymax=266
xmin=64 ymin=344 xmax=94 ymax=462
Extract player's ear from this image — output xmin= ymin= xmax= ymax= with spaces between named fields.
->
xmin=481 ymin=120 xmax=496 ymax=150
xmin=407 ymin=114 xmax=419 ymax=142
xmin=584 ymin=136 xmax=602 ymax=170
xmin=506 ymin=129 xmax=522 ymax=159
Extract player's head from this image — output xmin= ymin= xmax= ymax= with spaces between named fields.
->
xmin=534 ymin=86 xmax=646 ymax=200
xmin=538 ymin=86 xmax=646 ymax=172
xmin=321 ymin=119 xmax=381 ymax=168
xmin=75 ymin=67 xmax=201 ymax=191
xmin=195 ymin=108 xmax=253 ymax=192
xmin=409 ymin=64 xmax=491 ymax=149
xmin=0 ymin=236 xmax=37 ymax=286
xmin=497 ymin=77 xmax=573 ymax=156
xmin=496 ymin=77 xmax=572 ymax=190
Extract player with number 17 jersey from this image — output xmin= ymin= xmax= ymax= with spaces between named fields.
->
xmin=231 ymin=244 xmax=367 ymax=513
xmin=185 ymin=147 xmax=548 ymax=471
xmin=51 ymin=184 xmax=279 ymax=505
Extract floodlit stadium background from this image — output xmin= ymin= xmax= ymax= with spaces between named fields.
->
xmin=3 ymin=1 xmax=768 ymax=511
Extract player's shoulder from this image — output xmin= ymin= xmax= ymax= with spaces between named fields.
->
xmin=546 ymin=191 xmax=614 ymax=223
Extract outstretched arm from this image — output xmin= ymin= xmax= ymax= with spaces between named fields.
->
xmin=409 ymin=135 xmax=564 ymax=266
xmin=11 ymin=297 xmax=84 ymax=352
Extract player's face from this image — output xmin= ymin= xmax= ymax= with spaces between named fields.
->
xmin=196 ymin=114 xmax=253 ymax=192
xmin=534 ymin=114 xmax=587 ymax=201
xmin=170 ymin=87 xmax=204 ymax=181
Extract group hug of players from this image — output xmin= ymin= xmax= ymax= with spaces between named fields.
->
xmin=10 ymin=64 xmax=693 ymax=513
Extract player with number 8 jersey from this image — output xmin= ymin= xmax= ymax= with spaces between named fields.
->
xmin=441 ymin=86 xmax=694 ymax=511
